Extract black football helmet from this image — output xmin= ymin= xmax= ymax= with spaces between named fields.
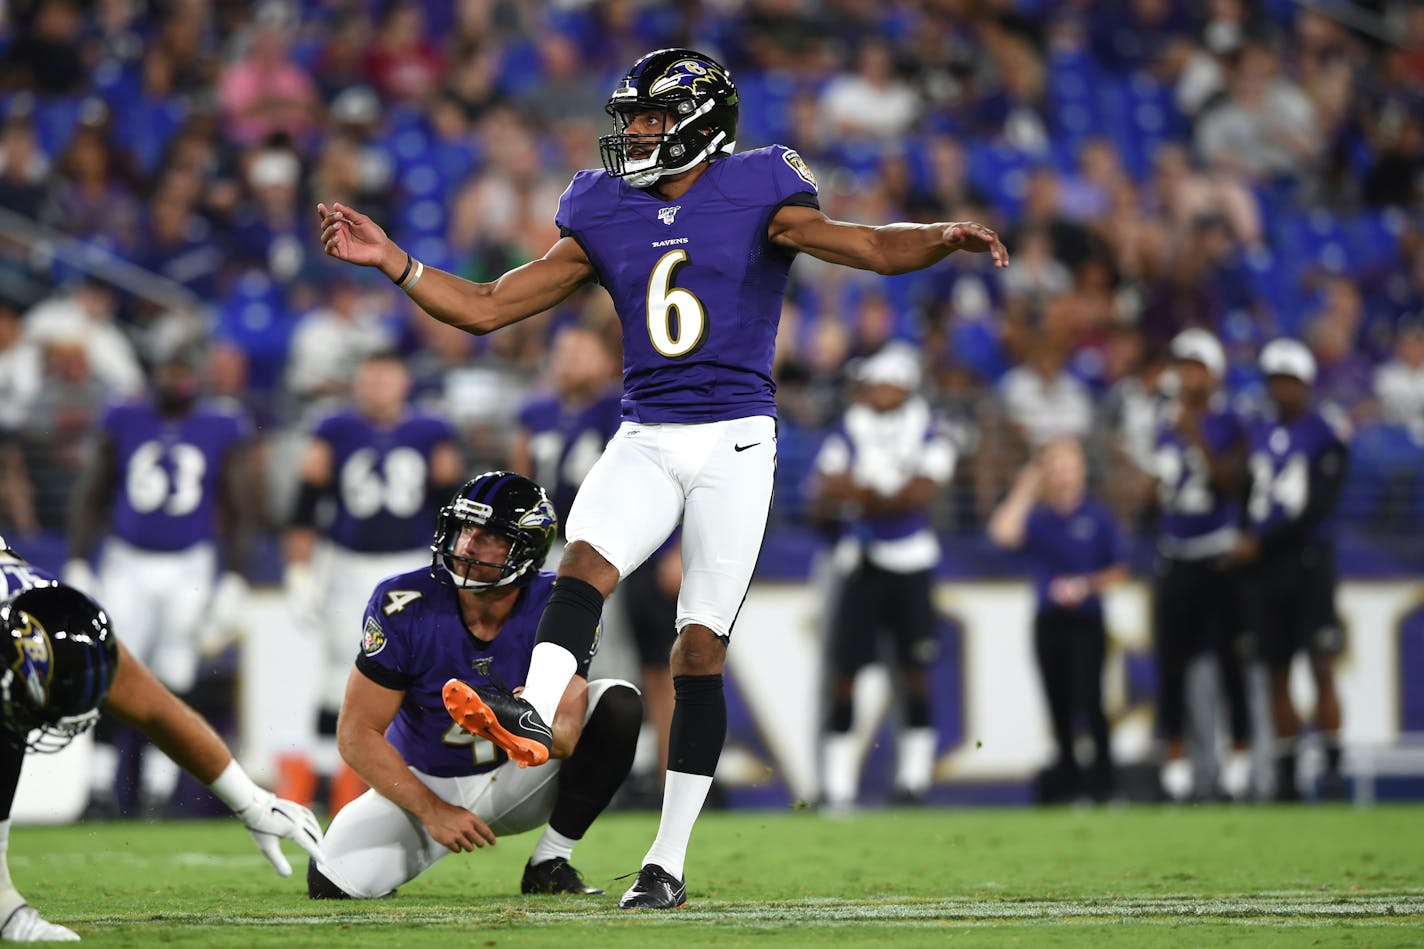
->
xmin=0 ymin=584 xmax=118 ymax=753
xmin=431 ymin=472 xmax=557 ymax=592
xmin=599 ymin=47 xmax=739 ymax=188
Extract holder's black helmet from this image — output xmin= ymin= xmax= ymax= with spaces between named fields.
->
xmin=431 ymin=472 xmax=557 ymax=592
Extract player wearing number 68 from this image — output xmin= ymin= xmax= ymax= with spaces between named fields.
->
xmin=283 ymin=351 xmax=463 ymax=813
xmin=317 ymin=46 xmax=1008 ymax=908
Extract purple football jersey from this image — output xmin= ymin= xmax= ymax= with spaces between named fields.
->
xmin=1153 ymin=407 xmax=1244 ymax=551
xmin=105 ymin=401 xmax=252 ymax=552
xmin=517 ymin=389 xmax=621 ymax=526
xmin=353 ymin=569 xmax=595 ymax=778
xmin=315 ymin=410 xmax=458 ymax=553
xmin=0 ymin=559 xmax=58 ymax=597
xmin=556 ymin=146 xmax=820 ymax=423
xmin=1245 ymin=408 xmax=1348 ymax=542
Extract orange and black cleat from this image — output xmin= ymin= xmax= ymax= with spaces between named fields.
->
xmin=442 ymin=678 xmax=552 ymax=768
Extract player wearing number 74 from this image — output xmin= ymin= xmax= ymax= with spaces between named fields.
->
xmin=317 ymin=46 xmax=1009 ymax=909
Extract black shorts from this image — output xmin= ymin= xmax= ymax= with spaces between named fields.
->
xmin=1248 ymin=543 xmax=1344 ymax=668
xmin=829 ymin=562 xmax=938 ymax=675
xmin=621 ymin=557 xmax=678 ymax=668
xmin=1153 ymin=555 xmax=1247 ymax=662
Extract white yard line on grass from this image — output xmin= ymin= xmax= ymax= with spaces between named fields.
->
xmin=61 ymin=894 xmax=1424 ymax=928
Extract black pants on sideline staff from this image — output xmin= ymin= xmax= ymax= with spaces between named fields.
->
xmin=1154 ymin=556 xmax=1251 ymax=744
xmin=1034 ymin=607 xmax=1110 ymax=793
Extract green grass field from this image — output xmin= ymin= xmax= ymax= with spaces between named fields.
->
xmin=11 ymin=805 xmax=1424 ymax=946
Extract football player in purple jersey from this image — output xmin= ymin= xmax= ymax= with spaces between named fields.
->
xmin=0 ymin=538 xmax=323 ymax=941
xmin=1150 ymin=330 xmax=1254 ymax=802
xmin=65 ymin=344 xmax=257 ymax=813
xmin=1230 ymin=339 xmax=1351 ymax=801
xmin=318 ymin=47 xmax=1007 ymax=908
xmin=307 ymin=473 xmax=641 ymax=900
xmin=283 ymin=350 xmax=463 ymax=812
xmin=509 ymin=323 xmax=623 ymax=539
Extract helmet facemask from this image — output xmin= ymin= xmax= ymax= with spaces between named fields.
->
xmin=600 ymin=97 xmax=729 ymax=188
xmin=433 ymin=498 xmax=534 ymax=592
xmin=599 ymin=49 xmax=739 ymax=188
xmin=431 ymin=472 xmax=556 ymax=593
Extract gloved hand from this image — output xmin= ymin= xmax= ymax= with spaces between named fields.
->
xmin=234 ymin=787 xmax=327 ymax=878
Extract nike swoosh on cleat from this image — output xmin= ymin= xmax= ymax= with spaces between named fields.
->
xmin=519 ymin=710 xmax=553 ymax=740
xmin=733 ymin=442 xmax=761 ymax=452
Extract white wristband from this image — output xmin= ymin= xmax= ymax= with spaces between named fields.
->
xmin=400 ymin=258 xmax=424 ymax=293
xmin=208 ymin=759 xmax=262 ymax=813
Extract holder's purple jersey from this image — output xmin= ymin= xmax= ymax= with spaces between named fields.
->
xmin=314 ymin=410 xmax=458 ymax=553
xmin=517 ymin=389 xmax=621 ymax=527
xmin=556 ymin=146 xmax=820 ymax=423
xmin=104 ymin=401 xmax=251 ymax=552
xmin=1152 ymin=405 xmax=1244 ymax=556
xmin=1245 ymin=407 xmax=1349 ymax=544
xmin=352 ymin=568 xmax=596 ymax=778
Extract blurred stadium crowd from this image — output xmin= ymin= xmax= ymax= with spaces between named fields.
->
xmin=1 ymin=0 xmax=1423 ymax=556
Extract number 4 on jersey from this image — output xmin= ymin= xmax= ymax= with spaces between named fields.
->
xmin=383 ymin=590 xmax=423 ymax=615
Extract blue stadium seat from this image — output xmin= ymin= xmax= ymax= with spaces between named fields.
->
xmin=29 ymin=95 xmax=86 ymax=157
xmin=1342 ymin=423 xmax=1424 ymax=528
xmin=216 ymin=270 xmax=294 ymax=393
xmin=966 ymin=143 xmax=1033 ymax=220
xmin=112 ymin=96 xmax=187 ymax=175
xmin=1046 ymin=50 xmax=1102 ymax=155
xmin=1346 ymin=208 xmax=1408 ymax=269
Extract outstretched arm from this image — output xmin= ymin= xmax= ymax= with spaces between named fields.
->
xmin=104 ymin=641 xmax=325 ymax=876
xmin=768 ymin=205 xmax=1009 ymax=275
xmin=317 ymin=201 xmax=597 ymax=336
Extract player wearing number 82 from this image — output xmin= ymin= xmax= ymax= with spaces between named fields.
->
xmin=317 ymin=46 xmax=1009 ymax=908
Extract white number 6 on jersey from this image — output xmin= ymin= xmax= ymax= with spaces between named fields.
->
xmin=646 ymin=249 xmax=707 ymax=359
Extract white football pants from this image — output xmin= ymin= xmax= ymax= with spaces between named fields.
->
xmin=565 ymin=416 xmax=775 ymax=641
xmin=315 ymin=678 xmax=634 ymax=898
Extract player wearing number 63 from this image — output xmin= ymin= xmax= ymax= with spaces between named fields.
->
xmin=308 ymin=471 xmax=641 ymax=900
xmin=283 ymin=350 xmax=463 ymax=813
xmin=65 ymin=344 xmax=257 ymax=812
xmin=318 ymin=47 xmax=1008 ymax=908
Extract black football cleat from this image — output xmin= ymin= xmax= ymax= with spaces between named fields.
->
xmin=443 ymin=679 xmax=552 ymax=767
xmin=521 ymin=858 xmax=603 ymax=895
xmin=618 ymin=864 xmax=687 ymax=910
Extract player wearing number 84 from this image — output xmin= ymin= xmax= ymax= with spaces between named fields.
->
xmin=317 ymin=46 xmax=1009 ymax=909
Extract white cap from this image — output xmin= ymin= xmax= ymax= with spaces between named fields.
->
xmin=1259 ymin=337 xmax=1316 ymax=384
xmin=331 ymin=86 xmax=381 ymax=125
xmin=1170 ymin=327 xmax=1226 ymax=379
xmin=853 ymin=342 xmax=921 ymax=390
xmin=248 ymin=149 xmax=300 ymax=188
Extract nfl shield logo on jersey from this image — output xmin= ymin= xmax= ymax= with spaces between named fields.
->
xmin=658 ymin=205 xmax=681 ymax=225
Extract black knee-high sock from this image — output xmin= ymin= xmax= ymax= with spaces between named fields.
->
xmin=548 ymin=684 xmax=643 ymax=840
xmin=0 ymin=740 xmax=23 ymax=822
xmin=668 ymin=675 xmax=725 ymax=777
xmin=534 ymin=577 xmax=605 ymax=657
